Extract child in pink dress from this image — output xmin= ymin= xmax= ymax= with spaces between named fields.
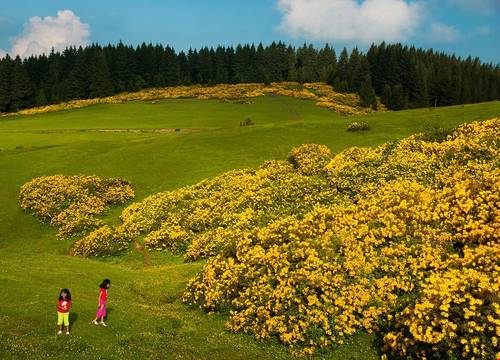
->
xmin=91 ymin=279 xmax=111 ymax=326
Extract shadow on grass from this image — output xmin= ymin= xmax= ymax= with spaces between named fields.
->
xmin=69 ymin=312 xmax=78 ymax=331
xmin=105 ymin=307 xmax=114 ymax=322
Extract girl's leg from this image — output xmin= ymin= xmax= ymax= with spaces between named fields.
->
xmin=65 ymin=313 xmax=70 ymax=334
xmin=57 ymin=312 xmax=63 ymax=334
xmin=92 ymin=305 xmax=105 ymax=325
xmin=99 ymin=305 xmax=107 ymax=325
xmin=92 ymin=307 xmax=103 ymax=324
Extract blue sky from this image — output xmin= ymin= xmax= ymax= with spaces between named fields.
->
xmin=0 ymin=0 xmax=498 ymax=63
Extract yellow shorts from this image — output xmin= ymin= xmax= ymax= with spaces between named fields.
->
xmin=57 ymin=312 xmax=69 ymax=326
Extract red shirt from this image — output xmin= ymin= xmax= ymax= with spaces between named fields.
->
xmin=99 ymin=288 xmax=108 ymax=305
xmin=57 ymin=299 xmax=72 ymax=313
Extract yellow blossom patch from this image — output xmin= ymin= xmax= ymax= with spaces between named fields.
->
xmin=4 ymin=82 xmax=380 ymax=117
xmin=19 ymin=175 xmax=134 ymax=240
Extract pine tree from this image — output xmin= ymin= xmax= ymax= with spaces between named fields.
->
xmin=10 ymin=56 xmax=32 ymax=111
xmin=177 ymin=51 xmax=189 ymax=84
xmin=253 ymin=43 xmax=267 ymax=83
xmin=358 ymin=76 xmax=377 ymax=108
xmin=24 ymin=54 xmax=49 ymax=88
xmin=162 ymin=46 xmax=180 ymax=86
xmin=413 ymin=61 xmax=429 ymax=107
xmin=112 ymin=42 xmax=137 ymax=92
xmin=214 ymin=46 xmax=229 ymax=84
xmin=63 ymin=47 xmax=89 ymax=99
xmin=47 ymin=50 xmax=62 ymax=103
xmin=332 ymin=48 xmax=349 ymax=91
xmin=381 ymin=84 xmax=392 ymax=108
xmin=0 ymin=56 xmax=12 ymax=112
xmin=187 ymin=49 xmax=200 ymax=84
xmin=390 ymin=84 xmax=408 ymax=110
xmin=347 ymin=47 xmax=361 ymax=91
xmin=296 ymin=44 xmax=318 ymax=83
xmin=136 ymin=43 xmax=157 ymax=86
xmin=226 ymin=47 xmax=235 ymax=83
xmin=197 ymin=47 xmax=213 ymax=84
xmin=264 ymin=42 xmax=289 ymax=82
xmin=366 ymin=42 xmax=383 ymax=93
xmin=88 ymin=49 xmax=114 ymax=98
xmin=487 ymin=71 xmax=499 ymax=101
xmin=352 ymin=56 xmax=371 ymax=92
xmin=35 ymin=87 xmax=48 ymax=106
xmin=233 ymin=44 xmax=252 ymax=83
xmin=317 ymin=44 xmax=336 ymax=82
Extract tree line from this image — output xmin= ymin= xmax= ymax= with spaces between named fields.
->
xmin=0 ymin=41 xmax=499 ymax=113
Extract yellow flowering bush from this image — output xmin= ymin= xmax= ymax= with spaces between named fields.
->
xmin=303 ymin=83 xmax=386 ymax=114
xmin=347 ymin=121 xmax=370 ymax=131
xmin=106 ymin=158 xmax=337 ymax=259
xmin=287 ymin=144 xmax=333 ymax=175
xmin=71 ymin=225 xmax=131 ymax=257
xmin=325 ymin=117 xmax=499 ymax=197
xmin=19 ymin=175 xmax=134 ymax=239
xmin=180 ymin=118 xmax=499 ymax=356
xmin=383 ymin=245 xmax=499 ymax=359
xmin=26 ymin=117 xmax=498 ymax=357
xmin=4 ymin=82 xmax=379 ymax=117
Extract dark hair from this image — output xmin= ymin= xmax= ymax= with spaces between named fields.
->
xmin=59 ymin=288 xmax=71 ymax=301
xmin=99 ymin=279 xmax=111 ymax=289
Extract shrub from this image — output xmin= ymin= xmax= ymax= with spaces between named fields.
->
xmin=145 ymin=223 xmax=191 ymax=254
xmin=116 ymin=161 xmax=336 ymax=260
xmin=346 ymin=121 xmax=370 ymax=132
xmin=384 ymin=247 xmax=499 ymax=359
xmin=19 ymin=175 xmax=134 ymax=239
xmin=418 ymin=126 xmax=453 ymax=143
xmin=240 ymin=117 xmax=254 ymax=126
xmin=287 ymin=144 xmax=333 ymax=175
xmin=181 ymin=118 xmax=499 ymax=356
xmin=71 ymin=225 xmax=131 ymax=257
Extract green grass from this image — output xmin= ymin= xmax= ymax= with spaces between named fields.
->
xmin=1 ymin=96 xmax=499 ymax=359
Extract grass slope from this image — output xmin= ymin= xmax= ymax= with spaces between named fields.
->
xmin=1 ymin=96 xmax=499 ymax=359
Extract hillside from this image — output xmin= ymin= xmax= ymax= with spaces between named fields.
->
xmin=1 ymin=96 xmax=499 ymax=359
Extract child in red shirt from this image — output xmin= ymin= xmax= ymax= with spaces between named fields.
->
xmin=57 ymin=288 xmax=72 ymax=335
xmin=91 ymin=279 xmax=111 ymax=326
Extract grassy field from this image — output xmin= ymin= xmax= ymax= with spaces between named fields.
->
xmin=1 ymin=95 xmax=499 ymax=359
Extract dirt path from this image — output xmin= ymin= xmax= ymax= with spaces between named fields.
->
xmin=133 ymin=240 xmax=152 ymax=267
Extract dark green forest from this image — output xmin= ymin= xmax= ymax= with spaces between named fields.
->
xmin=0 ymin=41 xmax=499 ymax=113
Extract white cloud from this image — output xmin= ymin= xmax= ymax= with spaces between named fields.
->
xmin=429 ymin=22 xmax=461 ymax=43
xmin=277 ymin=0 xmax=423 ymax=44
xmin=475 ymin=26 xmax=492 ymax=36
xmin=449 ymin=0 xmax=499 ymax=14
xmin=9 ymin=10 xmax=90 ymax=58
xmin=0 ymin=48 xmax=6 ymax=59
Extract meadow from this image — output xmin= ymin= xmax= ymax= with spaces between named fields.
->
xmin=1 ymin=94 xmax=499 ymax=359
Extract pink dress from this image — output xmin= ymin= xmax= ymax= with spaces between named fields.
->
xmin=95 ymin=288 xmax=107 ymax=318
